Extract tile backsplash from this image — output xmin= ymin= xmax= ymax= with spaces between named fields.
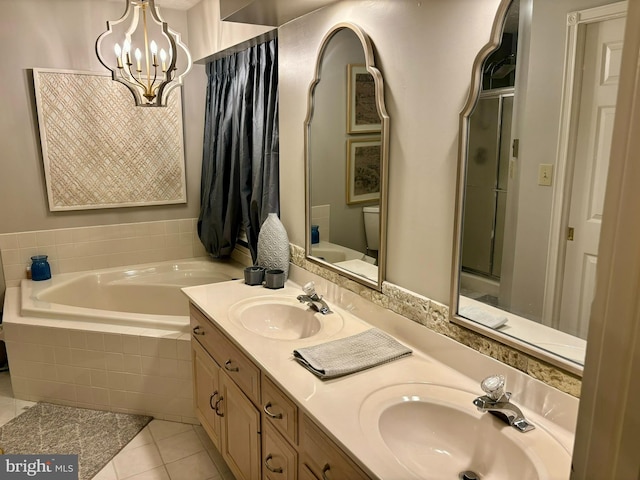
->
xmin=0 ymin=218 xmax=206 ymax=306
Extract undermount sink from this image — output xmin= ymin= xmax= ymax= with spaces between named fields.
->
xmin=228 ymin=295 xmax=344 ymax=340
xmin=359 ymin=383 xmax=571 ymax=480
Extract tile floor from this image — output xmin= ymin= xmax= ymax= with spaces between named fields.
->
xmin=0 ymin=371 xmax=236 ymax=480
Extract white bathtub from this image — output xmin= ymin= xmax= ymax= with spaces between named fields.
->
xmin=20 ymin=259 xmax=244 ymax=331
xmin=4 ymin=258 xmax=246 ymax=421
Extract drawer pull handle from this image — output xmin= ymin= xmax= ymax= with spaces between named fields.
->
xmin=224 ymin=360 xmax=239 ymax=372
xmin=263 ymin=402 xmax=283 ymax=419
xmin=264 ymin=454 xmax=283 ymax=474
xmin=209 ymin=391 xmax=218 ymax=410
xmin=192 ymin=326 xmax=205 ymax=336
xmin=322 ymin=463 xmax=331 ymax=480
xmin=214 ymin=396 xmax=224 ymax=417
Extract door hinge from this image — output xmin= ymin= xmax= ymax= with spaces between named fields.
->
xmin=568 ymin=227 xmax=575 ymax=241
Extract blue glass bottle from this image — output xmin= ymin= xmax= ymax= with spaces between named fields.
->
xmin=31 ymin=255 xmax=51 ymax=281
xmin=311 ymin=225 xmax=320 ymax=244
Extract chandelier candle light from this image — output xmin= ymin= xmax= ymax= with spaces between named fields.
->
xmin=96 ymin=0 xmax=192 ymax=107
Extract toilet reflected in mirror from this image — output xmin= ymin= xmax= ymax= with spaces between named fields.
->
xmin=363 ymin=205 xmax=379 ymax=257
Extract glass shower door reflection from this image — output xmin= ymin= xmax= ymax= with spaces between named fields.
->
xmin=462 ymin=93 xmax=513 ymax=284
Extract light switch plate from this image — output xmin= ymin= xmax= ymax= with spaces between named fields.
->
xmin=538 ymin=164 xmax=553 ymax=186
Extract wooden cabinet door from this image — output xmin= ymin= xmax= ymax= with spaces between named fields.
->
xmin=300 ymin=415 xmax=370 ymax=480
xmin=297 ymin=464 xmax=318 ymax=480
xmin=263 ymin=422 xmax=297 ymax=480
xmin=220 ymin=371 xmax=262 ymax=480
xmin=192 ymin=340 xmax=222 ymax=448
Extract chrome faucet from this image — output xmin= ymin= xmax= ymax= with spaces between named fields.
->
xmin=297 ymin=282 xmax=332 ymax=314
xmin=473 ymin=375 xmax=535 ymax=433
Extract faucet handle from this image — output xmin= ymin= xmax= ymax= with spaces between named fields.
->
xmin=480 ymin=374 xmax=506 ymax=401
xmin=303 ymin=282 xmax=317 ymax=297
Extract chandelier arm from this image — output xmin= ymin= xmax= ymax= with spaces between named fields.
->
xmin=127 ymin=64 xmax=149 ymax=91
xmin=150 ymin=68 xmax=160 ymax=95
xmin=95 ymin=0 xmax=192 ymax=106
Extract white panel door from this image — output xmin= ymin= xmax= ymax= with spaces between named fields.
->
xmin=560 ymin=16 xmax=625 ymax=338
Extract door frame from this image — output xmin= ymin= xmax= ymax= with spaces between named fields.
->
xmin=572 ymin=0 xmax=640 ymax=475
xmin=542 ymin=1 xmax=627 ymax=328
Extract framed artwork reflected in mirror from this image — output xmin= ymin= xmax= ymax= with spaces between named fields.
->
xmin=346 ymin=136 xmax=381 ymax=204
xmin=347 ymin=64 xmax=381 ymax=133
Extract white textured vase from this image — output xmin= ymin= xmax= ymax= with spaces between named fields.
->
xmin=257 ymin=213 xmax=290 ymax=279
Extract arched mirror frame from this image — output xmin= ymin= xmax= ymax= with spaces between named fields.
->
xmin=304 ymin=22 xmax=390 ymax=291
xmin=449 ymin=0 xmax=582 ymax=376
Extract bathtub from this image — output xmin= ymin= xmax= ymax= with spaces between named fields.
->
xmin=4 ymin=257 xmax=246 ymax=422
xmin=20 ymin=258 xmax=244 ymax=331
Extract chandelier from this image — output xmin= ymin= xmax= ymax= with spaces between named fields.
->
xmin=95 ymin=0 xmax=192 ymax=107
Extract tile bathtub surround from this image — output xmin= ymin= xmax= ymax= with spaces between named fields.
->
xmin=3 ymin=322 xmax=197 ymax=423
xmin=289 ymin=244 xmax=582 ymax=397
xmin=0 ymin=218 xmax=207 ymax=290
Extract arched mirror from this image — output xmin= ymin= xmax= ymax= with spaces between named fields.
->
xmin=451 ymin=0 xmax=627 ymax=374
xmin=304 ymin=23 xmax=389 ymax=290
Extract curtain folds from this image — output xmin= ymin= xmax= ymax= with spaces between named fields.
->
xmin=198 ymin=38 xmax=279 ymax=262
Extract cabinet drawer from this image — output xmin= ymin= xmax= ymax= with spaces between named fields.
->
xmin=300 ymin=415 xmax=370 ymax=480
xmin=191 ymin=304 xmax=261 ymax=405
xmin=263 ymin=422 xmax=297 ymax=480
xmin=190 ymin=304 xmax=225 ymax=364
xmin=263 ymin=375 xmax=298 ymax=445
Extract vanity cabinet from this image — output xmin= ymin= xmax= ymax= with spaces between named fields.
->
xmin=299 ymin=414 xmax=370 ymax=480
xmin=191 ymin=305 xmax=261 ymax=480
xmin=220 ymin=370 xmax=262 ymax=480
xmin=261 ymin=375 xmax=299 ymax=479
xmin=193 ymin=340 xmax=222 ymax=448
xmin=191 ymin=304 xmax=261 ymax=404
xmin=262 ymin=376 xmax=298 ymax=444
xmin=190 ymin=303 xmax=372 ymax=480
xmin=261 ymin=378 xmax=368 ymax=479
xmin=263 ymin=422 xmax=297 ymax=479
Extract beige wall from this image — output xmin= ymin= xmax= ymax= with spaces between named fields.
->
xmin=0 ymin=0 xmax=207 ymax=236
xmin=279 ymin=0 xmax=502 ymax=304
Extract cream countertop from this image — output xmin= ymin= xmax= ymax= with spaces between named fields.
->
xmin=182 ymin=264 xmax=579 ymax=479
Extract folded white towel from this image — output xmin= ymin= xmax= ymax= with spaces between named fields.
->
xmin=293 ymin=328 xmax=412 ymax=379
xmin=459 ymin=305 xmax=508 ymax=329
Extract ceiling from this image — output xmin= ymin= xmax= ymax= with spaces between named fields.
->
xmin=105 ymin=0 xmax=201 ymax=10
xmin=153 ymin=0 xmax=201 ymax=9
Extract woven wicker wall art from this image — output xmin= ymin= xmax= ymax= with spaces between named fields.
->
xmin=33 ymin=68 xmax=187 ymax=211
